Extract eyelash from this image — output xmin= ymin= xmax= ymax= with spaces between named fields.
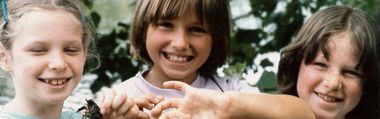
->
xmin=312 ymin=61 xmax=362 ymax=79
xmin=313 ymin=62 xmax=327 ymax=68
xmin=157 ymin=21 xmax=173 ymax=29
xmin=30 ymin=48 xmax=47 ymax=53
xmin=29 ymin=48 xmax=80 ymax=55
xmin=343 ymin=70 xmax=362 ymax=78
xmin=189 ymin=26 xmax=207 ymax=34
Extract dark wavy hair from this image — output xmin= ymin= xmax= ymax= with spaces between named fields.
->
xmin=277 ymin=5 xmax=379 ymax=118
xmin=130 ymin=0 xmax=231 ymax=79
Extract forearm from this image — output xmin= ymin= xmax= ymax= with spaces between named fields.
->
xmin=225 ymin=91 xmax=315 ymax=119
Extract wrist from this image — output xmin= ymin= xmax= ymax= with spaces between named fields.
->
xmin=225 ymin=91 xmax=248 ymax=118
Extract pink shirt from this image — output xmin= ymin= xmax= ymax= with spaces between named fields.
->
xmin=115 ymin=71 xmax=259 ymax=100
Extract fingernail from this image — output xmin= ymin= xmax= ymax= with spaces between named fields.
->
xmin=150 ymin=104 xmax=154 ymax=109
xmin=101 ymin=109 xmax=106 ymax=114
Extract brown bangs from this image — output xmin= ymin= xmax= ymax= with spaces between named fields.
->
xmin=303 ymin=8 xmax=352 ymax=65
xmin=144 ymin=0 xmax=197 ymax=24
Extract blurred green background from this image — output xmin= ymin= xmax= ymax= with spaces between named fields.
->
xmin=0 ymin=0 xmax=379 ymax=98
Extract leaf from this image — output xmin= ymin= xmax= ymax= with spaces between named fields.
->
xmin=256 ymin=71 xmax=277 ymax=93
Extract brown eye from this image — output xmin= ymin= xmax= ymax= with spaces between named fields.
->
xmin=189 ymin=26 xmax=207 ymax=33
xmin=157 ymin=21 xmax=174 ymax=30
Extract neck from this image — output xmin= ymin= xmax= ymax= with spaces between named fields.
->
xmin=4 ymin=96 xmax=63 ymax=118
xmin=144 ymin=66 xmax=197 ymax=87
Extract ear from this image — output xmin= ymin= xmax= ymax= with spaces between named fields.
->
xmin=0 ymin=43 xmax=11 ymax=71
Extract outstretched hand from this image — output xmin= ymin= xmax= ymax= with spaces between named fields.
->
xmin=151 ymin=81 xmax=239 ymax=119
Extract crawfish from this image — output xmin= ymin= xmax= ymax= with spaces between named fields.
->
xmin=77 ymin=99 xmax=102 ymax=119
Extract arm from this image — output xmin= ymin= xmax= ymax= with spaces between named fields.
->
xmin=152 ymin=81 xmax=315 ymax=119
xmin=225 ymin=91 xmax=315 ymax=119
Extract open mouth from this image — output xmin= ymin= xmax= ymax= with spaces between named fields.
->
xmin=315 ymin=92 xmax=343 ymax=103
xmin=163 ymin=52 xmax=193 ymax=63
xmin=38 ymin=78 xmax=71 ymax=86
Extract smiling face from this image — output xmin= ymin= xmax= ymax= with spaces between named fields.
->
xmin=297 ymin=32 xmax=362 ymax=119
xmin=144 ymin=9 xmax=212 ymax=85
xmin=3 ymin=10 xmax=85 ymax=105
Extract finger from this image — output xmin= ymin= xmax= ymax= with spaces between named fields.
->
xmin=162 ymin=81 xmax=193 ymax=93
xmin=134 ymin=95 xmax=155 ymax=110
xmin=151 ymin=100 xmax=180 ymax=118
xmin=123 ymin=105 xmax=142 ymax=119
xmin=159 ymin=110 xmax=182 ymax=119
xmin=115 ymin=99 xmax=134 ymax=115
xmin=136 ymin=111 xmax=150 ymax=119
xmin=156 ymin=95 xmax=164 ymax=102
xmin=100 ymin=88 xmax=115 ymax=115
xmin=147 ymin=94 xmax=164 ymax=104
xmin=112 ymin=92 xmax=127 ymax=110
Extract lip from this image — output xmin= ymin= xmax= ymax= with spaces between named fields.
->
xmin=38 ymin=77 xmax=72 ymax=88
xmin=162 ymin=52 xmax=194 ymax=64
xmin=314 ymin=91 xmax=344 ymax=103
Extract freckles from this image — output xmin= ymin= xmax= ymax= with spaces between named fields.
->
xmin=346 ymin=83 xmax=362 ymax=97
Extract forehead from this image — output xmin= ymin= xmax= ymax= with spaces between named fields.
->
xmin=14 ymin=9 xmax=81 ymax=30
xmin=327 ymin=32 xmax=359 ymax=59
xmin=313 ymin=32 xmax=360 ymax=68
xmin=13 ymin=9 xmax=82 ymax=34
xmin=11 ymin=9 xmax=83 ymax=45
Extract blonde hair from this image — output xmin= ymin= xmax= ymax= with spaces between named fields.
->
xmin=0 ymin=0 xmax=99 ymax=71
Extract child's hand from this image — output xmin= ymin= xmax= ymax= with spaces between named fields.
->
xmin=100 ymin=88 xmax=149 ymax=119
xmin=155 ymin=109 xmax=187 ymax=119
xmin=150 ymin=81 xmax=234 ymax=119
xmin=132 ymin=94 xmax=164 ymax=111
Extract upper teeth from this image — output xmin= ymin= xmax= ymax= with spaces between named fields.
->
xmin=317 ymin=93 xmax=338 ymax=102
xmin=44 ymin=79 xmax=67 ymax=85
xmin=167 ymin=54 xmax=188 ymax=63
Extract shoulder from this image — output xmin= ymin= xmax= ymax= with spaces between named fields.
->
xmin=0 ymin=112 xmax=16 ymax=119
xmin=112 ymin=72 xmax=146 ymax=97
xmin=117 ymin=72 xmax=142 ymax=86
xmin=114 ymin=72 xmax=141 ymax=90
xmin=0 ymin=112 xmax=38 ymax=119
xmin=60 ymin=111 xmax=83 ymax=119
xmin=115 ymin=72 xmax=142 ymax=89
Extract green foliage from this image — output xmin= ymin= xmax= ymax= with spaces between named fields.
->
xmin=223 ymin=63 xmax=246 ymax=80
xmin=255 ymin=71 xmax=277 ymax=93
xmin=86 ymin=0 xmax=143 ymax=92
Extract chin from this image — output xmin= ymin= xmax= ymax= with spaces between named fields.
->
xmin=315 ymin=111 xmax=344 ymax=119
xmin=166 ymin=72 xmax=191 ymax=80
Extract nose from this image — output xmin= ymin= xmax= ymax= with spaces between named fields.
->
xmin=323 ymin=73 xmax=343 ymax=90
xmin=48 ymin=52 xmax=67 ymax=71
xmin=170 ymin=30 xmax=189 ymax=51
